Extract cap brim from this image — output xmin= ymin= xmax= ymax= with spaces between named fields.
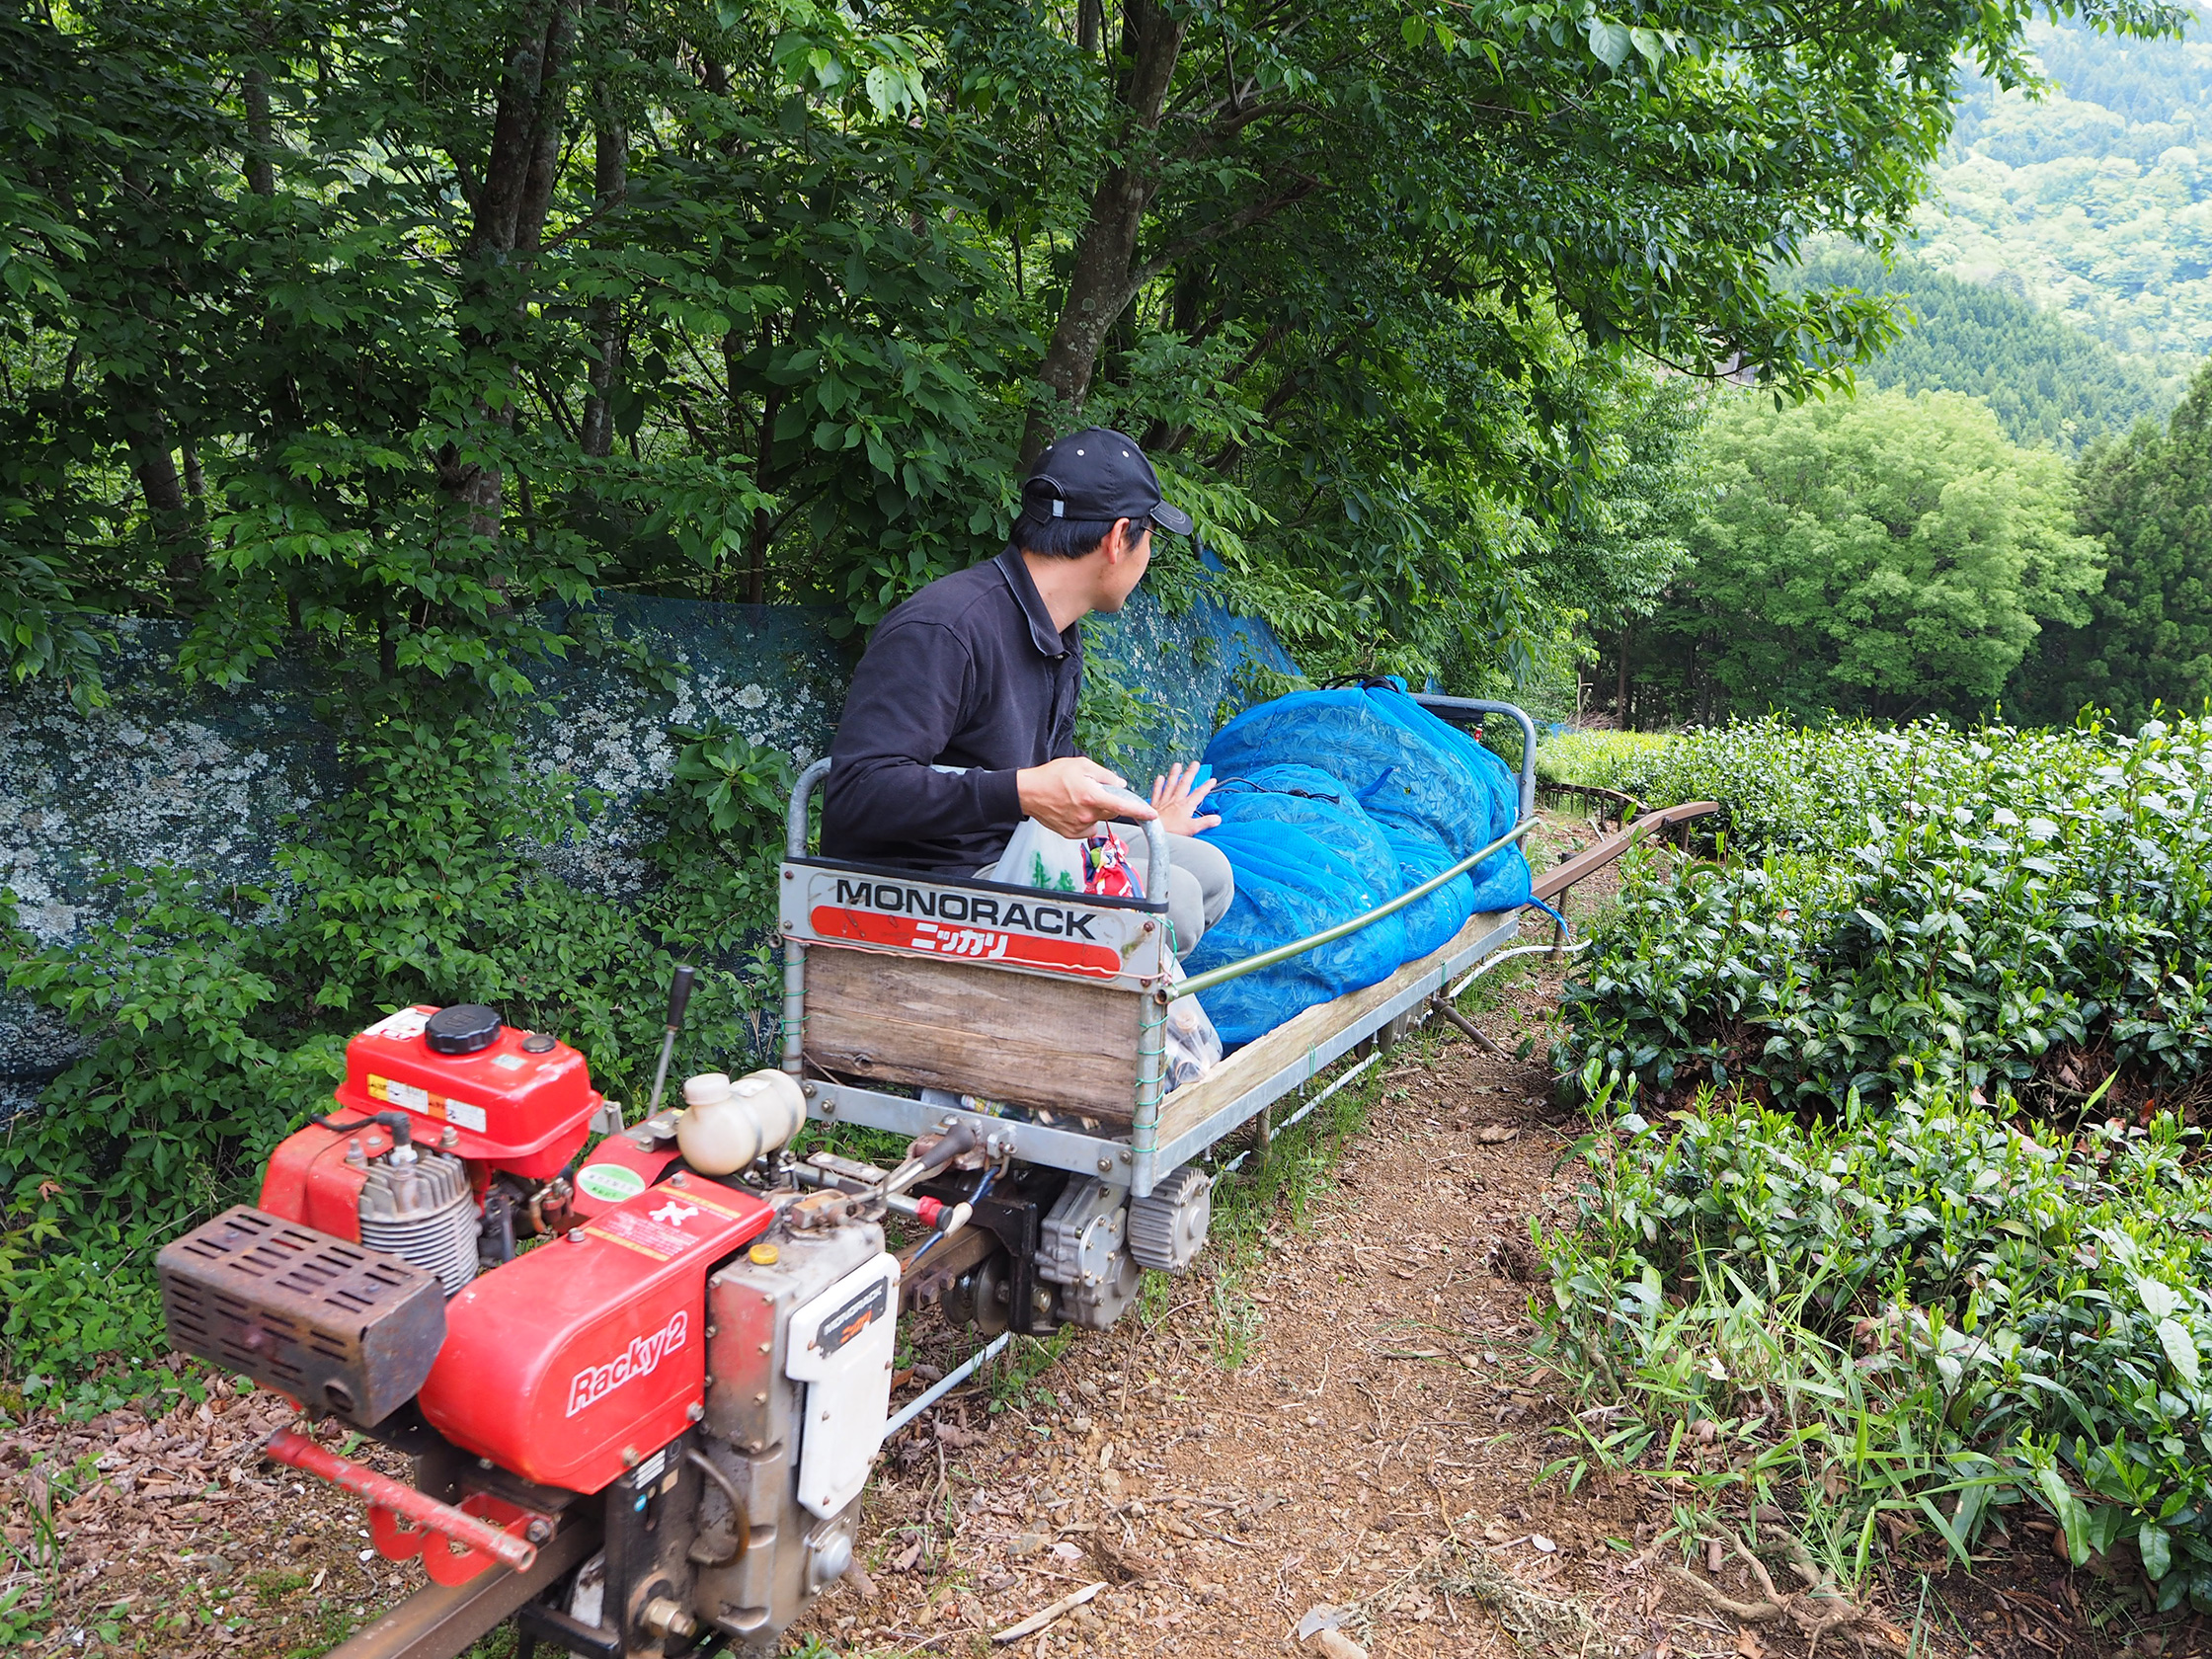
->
xmin=1148 ymin=501 xmax=1195 ymax=537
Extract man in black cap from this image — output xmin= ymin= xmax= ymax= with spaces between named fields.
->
xmin=821 ymin=426 xmax=1233 ymax=956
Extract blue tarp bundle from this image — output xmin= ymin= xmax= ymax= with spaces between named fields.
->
xmin=1184 ymin=684 xmax=1534 ymax=1046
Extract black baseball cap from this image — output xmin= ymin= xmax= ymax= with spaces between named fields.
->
xmin=1019 ymin=427 xmax=1194 ymax=537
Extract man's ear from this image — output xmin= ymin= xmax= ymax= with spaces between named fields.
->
xmin=1101 ymin=517 xmax=1136 ymax=563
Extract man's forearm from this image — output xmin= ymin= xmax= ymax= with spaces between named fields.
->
xmin=823 ymin=755 xmax=1021 ymax=848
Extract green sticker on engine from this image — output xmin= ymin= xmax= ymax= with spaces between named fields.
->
xmin=577 ymin=1163 xmax=648 ymax=1204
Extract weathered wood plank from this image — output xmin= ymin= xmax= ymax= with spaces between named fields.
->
xmin=803 ymin=945 xmax=1142 ymax=1122
xmin=1154 ymin=909 xmax=1515 ymax=1146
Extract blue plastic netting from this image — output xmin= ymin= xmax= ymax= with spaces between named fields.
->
xmin=1184 ymin=684 xmax=1534 ymax=1046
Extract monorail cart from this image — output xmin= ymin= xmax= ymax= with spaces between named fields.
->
xmin=156 ymin=698 xmax=1549 ymax=1659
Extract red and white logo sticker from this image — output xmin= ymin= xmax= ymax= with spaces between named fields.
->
xmin=565 ymin=1309 xmax=688 ymax=1417
xmin=808 ymin=875 xmax=1124 ymax=979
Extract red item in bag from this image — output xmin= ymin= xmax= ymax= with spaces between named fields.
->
xmin=1081 ymin=829 xmax=1144 ymax=899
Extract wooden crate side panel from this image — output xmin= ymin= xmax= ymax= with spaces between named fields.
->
xmin=803 ymin=946 xmax=1142 ymax=1123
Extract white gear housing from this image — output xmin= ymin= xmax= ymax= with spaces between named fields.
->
xmin=1129 ymin=1163 xmax=1212 ymax=1273
xmin=785 ymin=1253 xmax=901 ymax=1518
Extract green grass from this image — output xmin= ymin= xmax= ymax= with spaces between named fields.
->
xmin=1534 ymin=729 xmax=1672 ymax=795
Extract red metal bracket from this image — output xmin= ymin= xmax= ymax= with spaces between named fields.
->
xmin=265 ymin=1428 xmax=542 ymax=1583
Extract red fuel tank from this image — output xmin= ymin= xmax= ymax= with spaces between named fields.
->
xmin=416 ymin=1174 xmax=774 ymax=1493
xmin=333 ymin=1006 xmax=599 ymax=1180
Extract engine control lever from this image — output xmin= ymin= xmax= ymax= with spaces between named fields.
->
xmin=643 ymin=964 xmax=696 ymax=1127
xmin=883 ymin=1121 xmax=983 ymax=1197
xmin=785 ymin=1163 xmax=973 ymax=1236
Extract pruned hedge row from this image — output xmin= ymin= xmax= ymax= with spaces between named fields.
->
xmin=1542 ymin=715 xmax=2212 ymax=1613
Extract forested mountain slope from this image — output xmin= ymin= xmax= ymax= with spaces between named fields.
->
xmin=1792 ymin=246 xmax=2184 ymax=450
xmin=1915 ymin=16 xmax=2212 ymax=359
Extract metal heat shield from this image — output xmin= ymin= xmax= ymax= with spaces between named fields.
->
xmin=158 ymin=1205 xmax=447 ymax=1426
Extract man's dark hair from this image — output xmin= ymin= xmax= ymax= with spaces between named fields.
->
xmin=1010 ymin=514 xmax=1122 ymax=559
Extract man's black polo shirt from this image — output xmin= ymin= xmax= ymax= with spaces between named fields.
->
xmin=821 ymin=548 xmax=1082 ymax=873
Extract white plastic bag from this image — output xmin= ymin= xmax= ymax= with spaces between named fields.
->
xmin=992 ymin=818 xmax=1087 ymax=894
xmin=990 ymin=818 xmax=1145 ymax=899
xmin=1160 ymin=960 xmax=1224 ymax=1089
xmin=992 ymin=819 xmax=1219 ymax=1087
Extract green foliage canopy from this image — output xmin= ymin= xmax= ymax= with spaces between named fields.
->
xmin=2015 ymin=359 xmax=2212 ymax=725
xmin=1787 ymin=245 xmax=2186 ymax=451
xmin=1626 ymin=388 xmax=2101 ymax=725
xmin=1922 ymin=19 xmax=2212 ymax=358
xmin=0 ymin=0 xmax=2193 ymax=703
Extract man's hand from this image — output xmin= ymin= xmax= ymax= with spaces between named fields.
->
xmin=1149 ymin=760 xmax=1221 ymax=835
xmin=1017 ymin=755 xmax=1154 ymax=840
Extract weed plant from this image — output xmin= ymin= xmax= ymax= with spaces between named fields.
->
xmin=1542 ymin=712 xmax=2212 ymax=1614
xmin=1543 ymin=1068 xmax=2212 ymax=1610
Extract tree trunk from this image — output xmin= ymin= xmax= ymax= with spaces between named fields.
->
xmin=242 ymin=65 xmax=276 ymax=197
xmin=441 ymin=0 xmax=579 ymax=538
xmin=113 ymin=387 xmax=205 ymax=597
xmin=1617 ymin=627 xmax=1631 ymax=730
xmin=577 ymin=46 xmax=627 ymax=461
xmin=242 ymin=54 xmax=309 ymax=436
xmin=1021 ymin=0 xmax=1186 ymax=463
xmin=748 ymin=384 xmax=781 ymax=605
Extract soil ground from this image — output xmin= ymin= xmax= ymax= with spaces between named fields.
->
xmin=0 ymin=819 xmax=2193 ymax=1659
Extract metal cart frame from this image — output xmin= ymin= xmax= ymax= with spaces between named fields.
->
xmin=776 ymin=697 xmax=1541 ymax=1199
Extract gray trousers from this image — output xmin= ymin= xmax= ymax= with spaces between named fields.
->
xmin=1159 ymin=832 xmax=1234 ymax=960
xmin=977 ymin=830 xmax=1234 ymax=961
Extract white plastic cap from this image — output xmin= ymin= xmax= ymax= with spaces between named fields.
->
xmin=682 ymin=1071 xmax=734 ymax=1107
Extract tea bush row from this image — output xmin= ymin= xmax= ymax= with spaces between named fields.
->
xmin=1540 ymin=1076 xmax=2212 ymax=1610
xmin=1543 ymin=714 xmax=2212 ymax=1611
xmin=1558 ymin=716 xmax=2209 ymax=1110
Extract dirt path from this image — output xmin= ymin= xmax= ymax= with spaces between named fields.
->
xmin=0 ymin=840 xmax=2131 ymax=1659
xmin=801 ymin=980 xmax=1679 ymax=1659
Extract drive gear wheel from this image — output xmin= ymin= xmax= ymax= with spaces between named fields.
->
xmin=1128 ymin=1163 xmax=1212 ymax=1274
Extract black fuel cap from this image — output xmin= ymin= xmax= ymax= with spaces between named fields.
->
xmin=425 ymin=1003 xmax=503 ymax=1056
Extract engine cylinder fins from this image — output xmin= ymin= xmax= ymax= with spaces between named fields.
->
xmin=359 ymin=1148 xmax=479 ymax=1294
xmin=1128 ymin=1163 xmax=1213 ymax=1274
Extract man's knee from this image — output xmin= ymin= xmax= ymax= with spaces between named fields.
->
xmin=1170 ymin=833 xmax=1234 ymax=927
xmin=1166 ymin=864 xmax=1206 ymax=960
xmin=1165 ymin=834 xmax=1234 ymax=958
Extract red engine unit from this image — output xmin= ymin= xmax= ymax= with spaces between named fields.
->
xmin=334 ymin=1004 xmax=600 ymax=1179
xmin=418 ymin=1173 xmax=774 ymax=1492
xmin=260 ymin=1003 xmax=601 ymax=1245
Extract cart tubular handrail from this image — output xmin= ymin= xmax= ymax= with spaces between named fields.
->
xmin=1168 ymin=814 xmax=1538 ymax=999
xmin=1411 ymin=694 xmax=1539 ymax=822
